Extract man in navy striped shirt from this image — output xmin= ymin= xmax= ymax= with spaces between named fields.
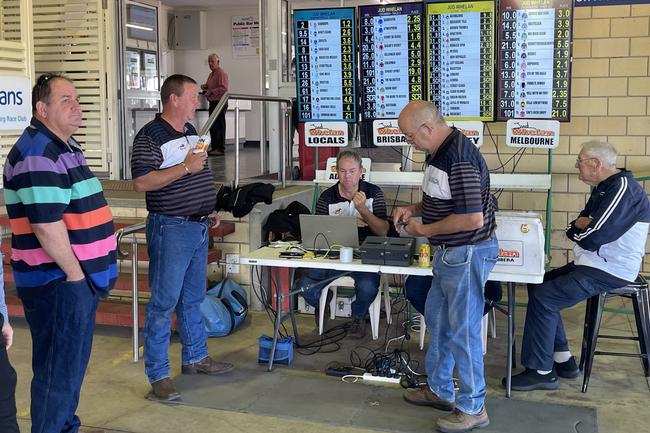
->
xmin=508 ymin=141 xmax=650 ymax=392
xmin=298 ymin=150 xmax=389 ymax=339
xmin=132 ymin=75 xmax=234 ymax=402
xmin=395 ymin=101 xmax=498 ymax=433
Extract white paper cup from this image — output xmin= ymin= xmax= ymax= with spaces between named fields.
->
xmin=339 ymin=247 xmax=353 ymax=263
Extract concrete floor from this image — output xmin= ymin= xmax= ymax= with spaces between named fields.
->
xmin=8 ymin=287 xmax=650 ymax=433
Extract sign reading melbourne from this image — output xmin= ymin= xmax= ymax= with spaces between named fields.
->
xmin=0 ymin=76 xmax=31 ymax=130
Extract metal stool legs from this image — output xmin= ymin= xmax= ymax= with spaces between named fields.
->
xmin=580 ymin=293 xmax=607 ymax=393
xmin=579 ymin=276 xmax=650 ymax=392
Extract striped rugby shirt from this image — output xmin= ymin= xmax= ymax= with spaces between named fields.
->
xmin=131 ymin=115 xmax=216 ymax=216
xmin=3 ymin=118 xmax=118 ymax=294
xmin=315 ymin=180 xmax=387 ymax=243
xmin=421 ymin=128 xmax=496 ymax=246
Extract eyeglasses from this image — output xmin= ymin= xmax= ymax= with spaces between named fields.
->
xmin=575 ymin=156 xmax=598 ymax=164
xmin=403 ymin=122 xmax=426 ymax=143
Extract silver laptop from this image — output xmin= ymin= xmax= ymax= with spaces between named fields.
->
xmin=299 ymin=214 xmax=359 ymax=251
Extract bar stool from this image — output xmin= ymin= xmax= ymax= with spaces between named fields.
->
xmin=579 ymin=275 xmax=650 ymax=393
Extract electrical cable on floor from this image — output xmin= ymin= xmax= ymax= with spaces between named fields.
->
xmin=250 ymin=265 xmax=426 ymax=385
xmin=342 ymin=374 xmax=364 ymax=383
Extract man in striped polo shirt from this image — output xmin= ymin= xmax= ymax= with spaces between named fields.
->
xmin=3 ymin=74 xmax=118 ymax=433
xmin=394 ymin=101 xmax=498 ymax=433
xmin=131 ymin=74 xmax=233 ymax=403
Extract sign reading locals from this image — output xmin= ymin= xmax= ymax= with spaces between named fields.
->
xmin=448 ymin=121 xmax=484 ymax=147
xmin=0 ymin=76 xmax=31 ymax=131
xmin=506 ymin=119 xmax=560 ymax=148
xmin=304 ymin=121 xmax=348 ymax=147
xmin=372 ymin=119 xmax=407 ymax=146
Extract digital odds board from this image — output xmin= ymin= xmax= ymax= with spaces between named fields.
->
xmin=358 ymin=3 xmax=425 ymax=121
xmin=294 ymin=8 xmax=357 ymax=123
xmin=426 ymin=1 xmax=496 ymax=121
xmin=496 ymin=0 xmax=573 ymax=121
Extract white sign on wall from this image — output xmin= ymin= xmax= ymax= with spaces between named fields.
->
xmin=232 ymin=15 xmax=260 ymax=57
xmin=304 ymin=121 xmax=348 ymax=147
xmin=506 ymin=119 xmax=560 ymax=149
xmin=372 ymin=120 xmax=407 ymax=147
xmin=0 ymin=76 xmax=31 ymax=131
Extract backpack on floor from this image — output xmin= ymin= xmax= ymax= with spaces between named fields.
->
xmin=213 ymin=278 xmax=249 ymax=330
xmin=199 ymin=291 xmax=233 ymax=337
xmin=200 ymin=279 xmax=249 ymax=337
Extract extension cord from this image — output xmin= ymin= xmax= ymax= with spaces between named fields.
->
xmin=362 ymin=372 xmax=401 ymax=384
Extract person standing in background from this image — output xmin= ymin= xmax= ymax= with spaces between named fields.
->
xmin=0 ymin=256 xmax=20 ymax=433
xmin=201 ymin=53 xmax=229 ymax=156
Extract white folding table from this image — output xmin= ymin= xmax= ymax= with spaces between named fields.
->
xmin=242 ymin=246 xmax=543 ymax=397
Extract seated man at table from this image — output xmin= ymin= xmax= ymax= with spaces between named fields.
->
xmin=297 ymin=150 xmax=389 ymax=339
xmin=508 ymin=141 xmax=650 ymax=391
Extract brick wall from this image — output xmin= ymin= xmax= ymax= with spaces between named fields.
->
xmin=405 ymin=5 xmax=650 ymax=273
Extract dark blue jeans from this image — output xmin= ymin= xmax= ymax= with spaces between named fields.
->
xmin=143 ymin=213 xmax=210 ymax=383
xmin=18 ymin=278 xmax=98 ymax=433
xmin=299 ymin=269 xmax=380 ymax=320
xmin=0 ymin=314 xmax=19 ymax=433
xmin=521 ymin=262 xmax=628 ymax=371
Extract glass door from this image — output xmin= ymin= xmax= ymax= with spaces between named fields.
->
xmin=117 ymin=0 xmax=161 ymax=179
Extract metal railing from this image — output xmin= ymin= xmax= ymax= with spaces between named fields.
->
xmin=115 ymin=221 xmax=147 ymax=362
xmin=203 ymin=92 xmax=293 ymax=188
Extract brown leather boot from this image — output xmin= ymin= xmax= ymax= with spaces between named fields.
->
xmin=146 ymin=378 xmax=181 ymax=401
xmin=436 ymin=407 xmax=490 ymax=433
xmin=403 ymin=385 xmax=455 ymax=411
xmin=181 ymin=356 xmax=234 ymax=375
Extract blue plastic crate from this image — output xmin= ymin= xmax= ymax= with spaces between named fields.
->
xmin=258 ymin=335 xmax=293 ymax=365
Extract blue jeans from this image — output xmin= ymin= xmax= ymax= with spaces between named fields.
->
xmin=18 ymin=278 xmax=98 ymax=433
xmin=521 ymin=262 xmax=628 ymax=371
xmin=424 ymin=238 xmax=498 ymax=415
xmin=143 ymin=213 xmax=210 ymax=383
xmin=299 ymin=269 xmax=380 ymax=320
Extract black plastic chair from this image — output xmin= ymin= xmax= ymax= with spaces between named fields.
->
xmin=579 ymin=275 xmax=650 ymax=393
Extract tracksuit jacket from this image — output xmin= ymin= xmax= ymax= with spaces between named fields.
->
xmin=566 ymin=170 xmax=650 ymax=282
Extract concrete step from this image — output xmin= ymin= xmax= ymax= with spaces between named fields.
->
xmin=5 ymin=295 xmax=173 ymax=330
